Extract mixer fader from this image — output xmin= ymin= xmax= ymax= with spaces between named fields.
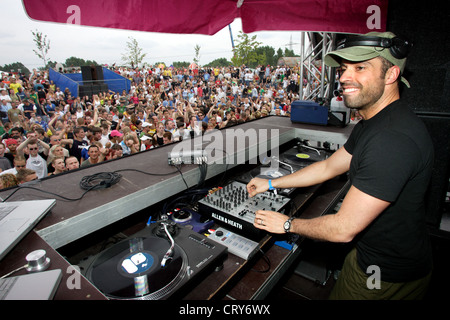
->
xmin=198 ymin=181 xmax=291 ymax=240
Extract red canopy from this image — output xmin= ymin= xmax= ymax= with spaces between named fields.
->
xmin=22 ymin=0 xmax=388 ymax=35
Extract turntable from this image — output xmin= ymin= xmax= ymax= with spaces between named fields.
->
xmin=85 ymin=218 xmax=227 ymax=300
xmin=235 ymin=145 xmax=329 ymax=196
xmin=235 ymin=165 xmax=298 ymax=196
xmin=280 ymin=145 xmax=328 ymax=166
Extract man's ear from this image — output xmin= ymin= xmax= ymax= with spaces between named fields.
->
xmin=385 ymin=65 xmax=401 ymax=85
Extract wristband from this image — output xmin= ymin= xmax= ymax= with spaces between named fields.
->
xmin=268 ymin=179 xmax=275 ymax=190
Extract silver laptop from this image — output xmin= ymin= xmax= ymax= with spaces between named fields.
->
xmin=0 ymin=269 xmax=62 ymax=300
xmin=0 ymin=199 xmax=56 ymax=261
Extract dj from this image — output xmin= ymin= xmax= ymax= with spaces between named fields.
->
xmin=247 ymin=32 xmax=434 ymax=300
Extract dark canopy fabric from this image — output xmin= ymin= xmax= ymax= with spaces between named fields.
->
xmin=22 ymin=0 xmax=388 ymax=35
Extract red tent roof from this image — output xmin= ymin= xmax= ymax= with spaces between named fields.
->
xmin=22 ymin=0 xmax=388 ymax=35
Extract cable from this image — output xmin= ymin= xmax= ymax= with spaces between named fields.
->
xmin=173 ymin=165 xmax=189 ymax=189
xmin=0 ymin=167 xmax=182 ymax=203
xmin=0 ymin=265 xmax=28 ymax=279
xmin=1 ymin=184 xmax=98 ymax=202
xmin=197 ymin=160 xmax=208 ymax=187
xmin=79 ymin=172 xmax=122 ymax=190
xmin=250 ymin=248 xmax=271 ymax=273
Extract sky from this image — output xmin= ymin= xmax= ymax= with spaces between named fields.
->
xmin=1 ymin=0 xmax=307 ymax=72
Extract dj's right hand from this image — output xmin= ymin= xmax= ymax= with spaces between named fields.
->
xmin=247 ymin=177 xmax=270 ymax=197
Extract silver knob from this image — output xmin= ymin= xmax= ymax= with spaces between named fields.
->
xmin=25 ymin=249 xmax=51 ymax=272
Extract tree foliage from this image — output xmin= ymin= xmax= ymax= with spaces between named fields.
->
xmin=31 ymin=30 xmax=51 ymax=68
xmin=1 ymin=62 xmax=30 ymax=76
xmin=204 ymin=58 xmax=231 ymax=68
xmin=231 ymin=31 xmax=263 ymax=68
xmin=193 ymin=44 xmax=201 ymax=66
xmin=121 ymin=37 xmax=147 ymax=68
xmin=64 ymin=56 xmax=98 ymax=67
xmin=172 ymin=61 xmax=189 ymax=68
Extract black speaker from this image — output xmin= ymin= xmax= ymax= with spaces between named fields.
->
xmin=92 ymin=83 xmax=101 ymax=95
xmin=337 ymin=35 xmax=412 ymax=59
xmin=81 ymin=66 xmax=93 ymax=82
xmin=78 ymin=84 xmax=93 ymax=98
xmin=99 ymin=83 xmax=108 ymax=93
xmin=94 ymin=66 xmax=104 ymax=81
xmin=418 ymin=114 xmax=450 ymax=228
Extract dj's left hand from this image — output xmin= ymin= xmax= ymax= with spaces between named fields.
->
xmin=253 ymin=210 xmax=288 ymax=234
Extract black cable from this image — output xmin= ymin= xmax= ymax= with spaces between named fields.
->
xmin=1 ymin=184 xmax=98 ymax=202
xmin=1 ymin=167 xmax=182 ymax=203
xmin=251 ymin=248 xmax=272 ymax=273
xmin=197 ymin=161 xmax=208 ymax=187
xmin=114 ymin=168 xmax=179 ymax=176
xmin=79 ymin=172 xmax=122 ymax=190
xmin=173 ymin=165 xmax=189 ymax=189
xmin=161 ymin=188 xmax=210 ymax=217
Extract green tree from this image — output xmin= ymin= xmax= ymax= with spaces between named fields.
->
xmin=121 ymin=37 xmax=147 ymax=68
xmin=255 ymin=46 xmax=276 ymax=66
xmin=31 ymin=30 xmax=51 ymax=68
xmin=283 ymin=47 xmax=297 ymax=57
xmin=173 ymin=61 xmax=189 ymax=68
xmin=193 ymin=44 xmax=201 ymax=66
xmin=204 ymin=58 xmax=231 ymax=67
xmin=1 ymin=62 xmax=30 ymax=76
xmin=231 ymin=31 xmax=263 ymax=68
xmin=65 ymin=56 xmax=98 ymax=67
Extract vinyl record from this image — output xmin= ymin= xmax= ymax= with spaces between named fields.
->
xmin=86 ymin=236 xmax=188 ymax=300
xmin=281 ymin=148 xmax=324 ymax=164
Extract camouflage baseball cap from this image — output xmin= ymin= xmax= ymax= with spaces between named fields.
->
xmin=325 ymin=32 xmax=410 ymax=87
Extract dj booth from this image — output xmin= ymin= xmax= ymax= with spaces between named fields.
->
xmin=0 ymin=116 xmax=353 ymax=300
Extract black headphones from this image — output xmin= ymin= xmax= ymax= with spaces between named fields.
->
xmin=337 ymin=35 xmax=412 ymax=59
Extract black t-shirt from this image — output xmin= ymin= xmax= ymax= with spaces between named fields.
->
xmin=69 ymin=139 xmax=89 ymax=162
xmin=344 ymin=99 xmax=434 ymax=282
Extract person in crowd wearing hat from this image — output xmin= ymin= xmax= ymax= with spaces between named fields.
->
xmin=3 ymin=138 xmax=20 ymax=160
xmin=247 ymin=31 xmax=433 ymax=300
xmin=108 ymin=129 xmax=123 ymax=148
xmin=138 ymin=122 xmax=153 ymax=139
xmin=139 ymin=134 xmax=153 ymax=151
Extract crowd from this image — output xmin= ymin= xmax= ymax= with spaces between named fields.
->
xmin=0 ymin=64 xmax=304 ymax=189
